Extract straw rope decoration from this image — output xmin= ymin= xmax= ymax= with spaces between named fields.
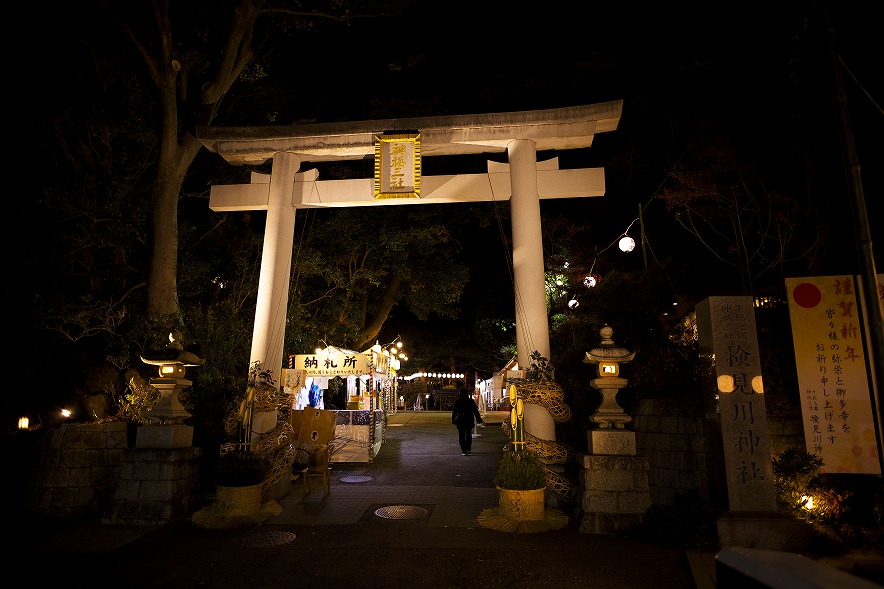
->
xmin=514 ymin=380 xmax=572 ymax=423
xmin=193 ymin=380 xmax=294 ymax=529
xmin=496 ymin=381 xmax=578 ymax=505
xmin=478 ymin=384 xmax=570 ymax=533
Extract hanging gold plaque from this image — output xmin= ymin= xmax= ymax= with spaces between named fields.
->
xmin=373 ymin=133 xmax=421 ymax=200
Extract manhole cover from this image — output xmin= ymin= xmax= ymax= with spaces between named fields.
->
xmin=339 ymin=475 xmax=374 ymax=483
xmin=242 ymin=531 xmax=296 ymax=547
xmin=374 ymin=505 xmax=428 ymax=520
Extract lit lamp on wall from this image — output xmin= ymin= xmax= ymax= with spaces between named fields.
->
xmin=18 ymin=416 xmax=29 ymax=429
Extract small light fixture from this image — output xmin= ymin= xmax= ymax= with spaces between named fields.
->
xmin=568 ymin=298 xmax=579 ymax=309
xmin=717 ymin=374 xmax=736 ymax=393
xmin=599 ymin=362 xmax=619 ymax=377
xmin=160 ymin=363 xmax=186 ymax=379
xmin=619 ymin=235 xmax=636 ymax=252
xmin=751 ymin=375 xmax=764 ymax=394
xmin=18 ymin=416 xmax=29 ymax=429
xmin=61 ymin=408 xmax=72 ymax=419
xmin=583 ymin=275 xmax=597 ymax=288
xmin=372 ymin=341 xmax=382 ymax=353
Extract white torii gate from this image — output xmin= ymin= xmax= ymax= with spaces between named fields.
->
xmin=197 ymin=101 xmax=623 ymax=442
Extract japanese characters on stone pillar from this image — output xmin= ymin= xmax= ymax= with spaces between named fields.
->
xmin=696 ymin=297 xmax=777 ymax=513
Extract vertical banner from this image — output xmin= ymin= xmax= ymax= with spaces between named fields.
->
xmin=785 ymin=276 xmax=881 ymax=474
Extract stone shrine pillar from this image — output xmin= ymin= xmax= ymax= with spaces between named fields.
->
xmin=696 ymin=297 xmax=812 ymax=550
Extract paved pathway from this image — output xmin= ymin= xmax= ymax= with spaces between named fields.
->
xmin=18 ymin=410 xmax=700 ymax=589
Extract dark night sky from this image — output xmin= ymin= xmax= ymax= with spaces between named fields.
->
xmin=273 ymin=0 xmax=883 ymax=262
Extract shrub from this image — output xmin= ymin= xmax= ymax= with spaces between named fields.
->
xmin=772 ymin=447 xmax=883 ymax=550
xmin=772 ymin=447 xmax=848 ymax=525
xmin=213 ymin=449 xmax=270 ymax=487
xmin=493 ymin=449 xmax=547 ymax=490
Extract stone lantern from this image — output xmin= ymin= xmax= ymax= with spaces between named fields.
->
xmin=104 ymin=331 xmax=204 ymax=525
xmin=577 ymin=325 xmax=650 ymax=533
xmin=584 ymin=325 xmax=635 ymax=430
xmin=138 ymin=331 xmax=204 ymax=448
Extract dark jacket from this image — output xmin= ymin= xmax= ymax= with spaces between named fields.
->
xmin=452 ymin=391 xmax=482 ymax=428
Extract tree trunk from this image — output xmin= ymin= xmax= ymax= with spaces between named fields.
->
xmin=353 ymin=275 xmax=402 ymax=350
xmin=145 ymin=91 xmax=203 ymax=319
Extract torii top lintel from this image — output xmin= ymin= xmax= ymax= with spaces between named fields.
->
xmin=196 ymin=101 xmax=623 ymax=166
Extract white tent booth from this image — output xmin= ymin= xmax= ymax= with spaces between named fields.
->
xmin=288 ymin=345 xmax=398 ymax=463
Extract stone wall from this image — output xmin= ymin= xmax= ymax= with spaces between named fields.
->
xmin=26 ymin=422 xmax=129 ymax=519
xmin=25 ymin=421 xmax=203 ymax=524
xmin=634 ymin=397 xmax=710 ymax=507
xmin=633 ymin=396 xmax=805 ymax=508
xmin=102 ymin=446 xmax=202 ymax=525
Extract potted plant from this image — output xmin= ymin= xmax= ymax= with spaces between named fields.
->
xmin=493 ymin=449 xmax=547 ymax=521
xmin=214 ymin=448 xmax=270 ymax=487
xmin=212 ymin=448 xmax=270 ymax=516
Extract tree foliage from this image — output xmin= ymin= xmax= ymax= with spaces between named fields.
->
xmin=658 ymin=135 xmax=822 ymax=295
xmin=283 ymin=204 xmax=469 ymax=354
xmin=90 ymin=0 xmax=414 ymax=324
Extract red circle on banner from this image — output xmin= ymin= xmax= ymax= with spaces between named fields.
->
xmin=792 ymin=282 xmax=822 ymax=308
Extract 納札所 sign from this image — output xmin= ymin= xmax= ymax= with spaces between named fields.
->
xmin=292 ymin=352 xmax=373 ymax=376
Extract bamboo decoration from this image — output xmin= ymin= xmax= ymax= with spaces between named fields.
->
xmin=509 ymin=385 xmax=526 ymax=453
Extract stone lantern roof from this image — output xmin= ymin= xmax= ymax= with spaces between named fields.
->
xmin=140 ymin=331 xmax=204 ymax=367
xmin=583 ymin=325 xmax=635 ymax=365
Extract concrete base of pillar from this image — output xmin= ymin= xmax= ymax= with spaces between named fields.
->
xmin=576 ymin=452 xmax=652 ymax=534
xmin=717 ymin=511 xmax=815 ymax=552
xmin=252 ymin=411 xmax=279 ymax=437
xmin=266 ymin=471 xmax=291 ymax=500
xmin=588 ymin=429 xmax=637 ymax=455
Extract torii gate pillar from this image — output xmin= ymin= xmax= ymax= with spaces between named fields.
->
xmin=508 ymin=139 xmax=555 ymax=440
xmin=250 ymin=152 xmax=301 ymax=374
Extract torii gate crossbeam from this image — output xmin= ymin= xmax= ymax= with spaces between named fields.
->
xmin=197 ymin=101 xmax=623 ymax=442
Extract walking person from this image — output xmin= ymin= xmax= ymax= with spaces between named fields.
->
xmin=452 ymin=387 xmax=483 ymax=455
